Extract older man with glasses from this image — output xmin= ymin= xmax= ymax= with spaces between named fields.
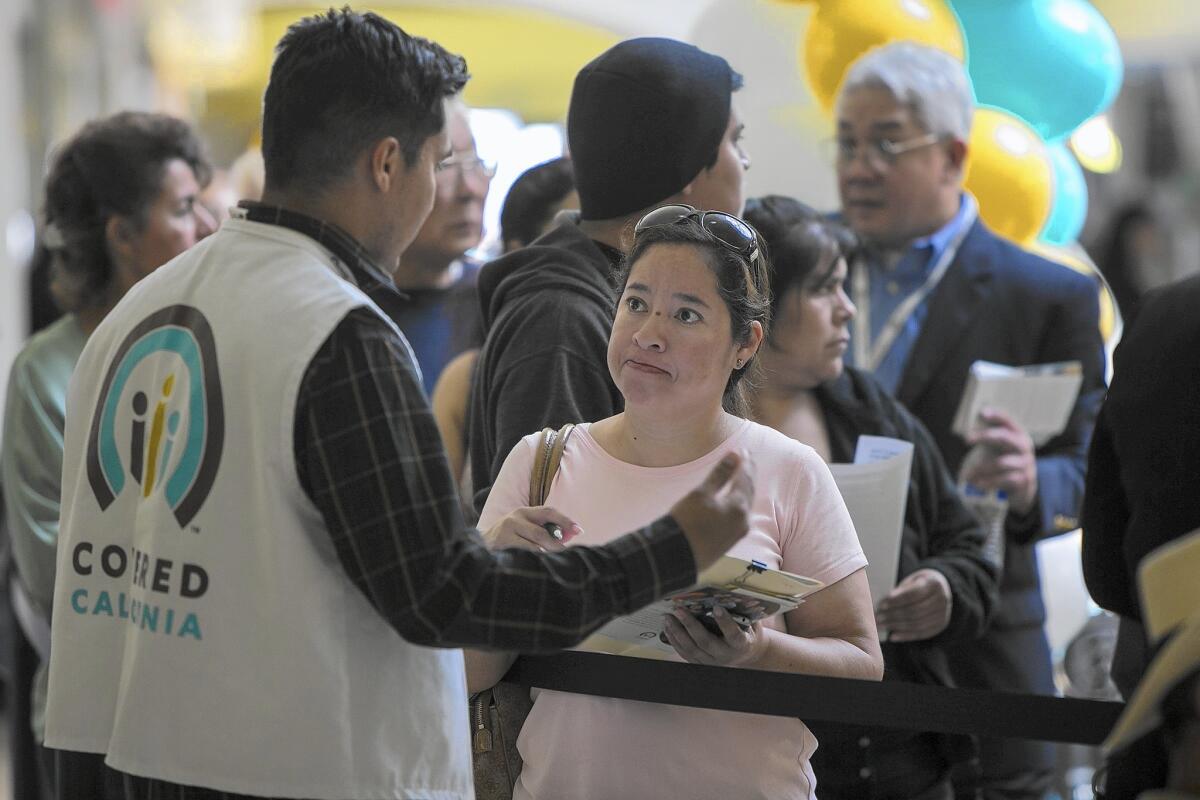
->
xmin=824 ymin=42 xmax=1106 ymax=800
xmin=391 ymin=99 xmax=495 ymax=392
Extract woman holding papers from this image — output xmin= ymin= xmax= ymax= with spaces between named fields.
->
xmin=742 ymin=196 xmax=999 ymax=800
xmin=466 ymin=208 xmax=882 ymax=800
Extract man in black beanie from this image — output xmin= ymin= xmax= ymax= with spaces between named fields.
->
xmin=468 ymin=37 xmax=749 ymax=509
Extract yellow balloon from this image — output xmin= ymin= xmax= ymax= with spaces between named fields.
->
xmin=964 ymin=108 xmax=1053 ymax=246
xmin=803 ymin=0 xmax=964 ymax=113
xmin=1026 ymin=241 xmax=1120 ymax=344
xmin=1070 ymin=115 xmax=1124 ymax=174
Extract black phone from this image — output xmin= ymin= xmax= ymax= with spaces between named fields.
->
xmin=659 ymin=608 xmax=751 ymax=647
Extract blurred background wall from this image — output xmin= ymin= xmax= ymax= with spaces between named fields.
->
xmin=5 ymin=1 xmax=1200 ymax=382
xmin=4 ymin=1 xmax=1200 ymax=323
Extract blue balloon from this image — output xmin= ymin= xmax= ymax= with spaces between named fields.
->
xmin=950 ymin=0 xmax=1124 ymax=141
xmin=1041 ymin=142 xmax=1088 ymax=246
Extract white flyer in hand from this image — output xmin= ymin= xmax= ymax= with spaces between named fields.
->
xmin=829 ymin=436 xmax=914 ymax=605
xmin=951 ymin=360 xmax=1083 ymax=446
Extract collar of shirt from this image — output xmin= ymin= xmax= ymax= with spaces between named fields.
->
xmin=395 ymin=255 xmax=486 ymax=300
xmin=233 ymin=201 xmax=404 ymax=300
xmin=906 ymin=192 xmax=976 ymax=270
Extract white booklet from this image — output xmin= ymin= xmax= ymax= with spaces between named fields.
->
xmin=829 ymin=436 xmax=915 ymax=606
xmin=576 ymin=556 xmax=823 ymax=660
xmin=951 ymin=360 xmax=1083 ymax=446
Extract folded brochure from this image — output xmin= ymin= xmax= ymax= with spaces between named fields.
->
xmin=951 ymin=360 xmax=1083 ymax=447
xmin=576 ymin=556 xmax=823 ymax=660
xmin=829 ymin=435 xmax=914 ymax=606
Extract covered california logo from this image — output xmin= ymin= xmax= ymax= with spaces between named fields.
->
xmin=86 ymin=305 xmax=224 ymax=527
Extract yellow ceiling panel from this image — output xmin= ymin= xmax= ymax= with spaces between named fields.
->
xmin=199 ymin=6 xmax=620 ymax=126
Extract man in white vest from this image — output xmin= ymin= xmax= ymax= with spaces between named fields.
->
xmin=42 ymin=9 xmax=755 ymax=799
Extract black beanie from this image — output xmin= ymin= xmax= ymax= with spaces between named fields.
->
xmin=568 ymin=38 xmax=736 ymax=221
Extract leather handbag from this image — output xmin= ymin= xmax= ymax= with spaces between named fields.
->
xmin=470 ymin=423 xmax=576 ymax=799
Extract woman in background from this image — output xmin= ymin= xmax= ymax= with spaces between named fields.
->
xmin=742 ymin=195 xmax=997 ymax=800
xmin=1 ymin=111 xmax=215 ymax=797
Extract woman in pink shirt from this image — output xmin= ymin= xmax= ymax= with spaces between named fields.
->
xmin=467 ymin=207 xmax=883 ymax=800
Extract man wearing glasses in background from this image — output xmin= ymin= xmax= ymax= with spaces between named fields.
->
xmin=392 ymin=100 xmax=494 ymax=393
xmin=826 ymin=42 xmax=1105 ymax=800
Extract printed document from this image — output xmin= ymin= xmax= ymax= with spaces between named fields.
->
xmin=576 ymin=556 xmax=822 ymax=660
xmin=829 ymin=436 xmax=914 ymax=605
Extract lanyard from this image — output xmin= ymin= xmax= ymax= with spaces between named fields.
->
xmin=852 ymin=202 xmax=977 ymax=371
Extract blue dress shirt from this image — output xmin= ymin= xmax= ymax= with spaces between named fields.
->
xmin=846 ymin=194 xmax=976 ymax=394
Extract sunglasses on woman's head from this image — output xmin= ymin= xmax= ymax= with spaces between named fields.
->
xmin=635 ymin=204 xmax=762 ymax=265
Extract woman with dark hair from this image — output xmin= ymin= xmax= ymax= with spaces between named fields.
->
xmin=742 ymin=195 xmax=997 ymax=800
xmin=42 ymin=112 xmax=215 ymax=322
xmin=0 ymin=110 xmax=214 ymax=793
xmin=466 ymin=206 xmax=882 ymax=800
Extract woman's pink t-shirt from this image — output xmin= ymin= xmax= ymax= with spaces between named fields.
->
xmin=478 ymin=418 xmax=867 ymax=800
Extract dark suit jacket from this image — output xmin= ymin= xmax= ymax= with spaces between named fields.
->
xmin=868 ymin=219 xmax=1107 ymax=631
xmin=1082 ymin=273 xmax=1200 ymax=623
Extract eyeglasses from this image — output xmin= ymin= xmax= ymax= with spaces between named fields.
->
xmin=634 ymin=204 xmax=762 ymax=265
xmin=435 ymin=154 xmax=496 ymax=181
xmin=826 ymin=132 xmax=943 ymax=171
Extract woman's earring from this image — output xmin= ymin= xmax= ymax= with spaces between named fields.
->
xmin=735 ymin=359 xmax=744 ymax=369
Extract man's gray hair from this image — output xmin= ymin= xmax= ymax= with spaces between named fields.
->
xmin=839 ymin=42 xmax=974 ymax=142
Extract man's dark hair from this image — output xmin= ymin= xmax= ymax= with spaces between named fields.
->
xmin=500 ymin=157 xmax=576 ymax=249
xmin=43 ymin=111 xmax=211 ymax=314
xmin=262 ymin=7 xmax=470 ymax=194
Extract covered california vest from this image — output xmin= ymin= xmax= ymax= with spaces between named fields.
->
xmin=43 ymin=218 xmax=472 ymax=799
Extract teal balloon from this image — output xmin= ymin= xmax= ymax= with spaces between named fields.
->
xmin=1042 ymin=142 xmax=1088 ymax=245
xmin=950 ymin=0 xmax=1123 ymax=141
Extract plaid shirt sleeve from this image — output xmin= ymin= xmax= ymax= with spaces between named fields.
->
xmin=294 ymin=307 xmax=697 ymax=651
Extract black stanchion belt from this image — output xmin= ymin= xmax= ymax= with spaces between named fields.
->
xmin=507 ymin=652 xmax=1122 ymax=746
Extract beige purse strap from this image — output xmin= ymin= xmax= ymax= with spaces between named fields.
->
xmin=528 ymin=423 xmax=576 ymax=505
